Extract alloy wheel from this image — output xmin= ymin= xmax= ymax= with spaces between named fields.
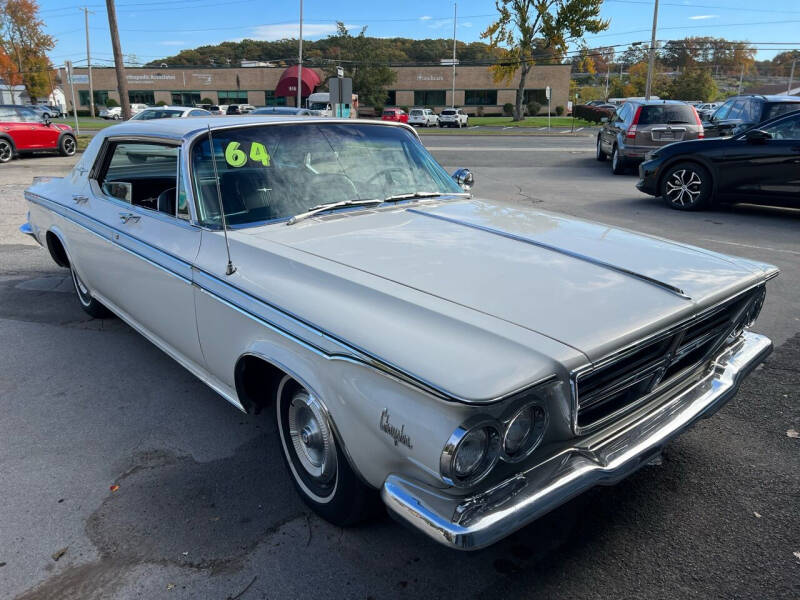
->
xmin=0 ymin=140 xmax=12 ymax=162
xmin=665 ymin=168 xmax=702 ymax=207
xmin=63 ymin=136 xmax=76 ymax=156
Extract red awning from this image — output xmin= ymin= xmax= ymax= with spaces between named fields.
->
xmin=274 ymin=65 xmax=321 ymax=97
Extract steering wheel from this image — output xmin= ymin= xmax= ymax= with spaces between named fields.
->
xmin=315 ymin=172 xmax=359 ymax=199
xmin=367 ymin=167 xmax=413 ymax=188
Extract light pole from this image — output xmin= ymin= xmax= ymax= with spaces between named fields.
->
xmin=788 ymin=59 xmax=797 ymax=94
xmin=82 ymin=7 xmax=95 ymax=117
xmin=644 ymin=0 xmax=659 ymax=100
xmin=297 ymin=0 xmax=303 ymax=109
xmin=451 ymin=3 xmax=457 ymax=108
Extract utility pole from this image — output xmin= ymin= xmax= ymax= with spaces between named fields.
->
xmin=451 ymin=2 xmax=457 ymax=108
xmin=644 ymin=0 xmax=659 ymax=100
xmin=105 ymin=0 xmax=131 ymax=119
xmin=65 ymin=61 xmax=80 ymax=134
xmin=604 ymin=62 xmax=610 ymax=99
xmin=81 ymin=7 xmax=95 ymax=117
xmin=788 ymin=59 xmax=797 ymax=94
xmin=296 ymin=0 xmax=303 ymax=109
xmin=738 ymin=63 xmax=745 ymax=94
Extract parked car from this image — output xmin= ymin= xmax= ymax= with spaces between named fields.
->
xmin=597 ymin=100 xmax=704 ymax=174
xmin=408 ymin=108 xmax=438 ymax=127
xmin=637 ymin=109 xmax=800 ymax=210
xmin=99 ymin=106 xmax=123 ymax=120
xmin=381 ymin=107 xmax=408 ymax=123
xmin=20 ymin=116 xmax=778 ymax=550
xmin=702 ymin=95 xmax=800 ymax=138
xmin=34 ymin=104 xmax=63 ymax=118
xmin=695 ymin=102 xmax=721 ymax=120
xmin=226 ymin=104 xmax=256 ymax=115
xmin=438 ymin=107 xmax=469 ymax=128
xmin=251 ymin=107 xmax=315 ymax=116
xmin=0 ymin=104 xmax=76 ymax=163
xmin=130 ymin=106 xmax=211 ymax=120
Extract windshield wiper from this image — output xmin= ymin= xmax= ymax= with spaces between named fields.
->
xmin=383 ymin=191 xmax=470 ymax=202
xmin=287 ymin=198 xmax=383 ymax=225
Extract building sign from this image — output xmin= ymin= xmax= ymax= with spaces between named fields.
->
xmin=67 ymin=74 xmax=89 ymax=84
xmin=416 ymin=74 xmax=444 ymax=81
xmin=125 ymin=73 xmax=177 ymax=82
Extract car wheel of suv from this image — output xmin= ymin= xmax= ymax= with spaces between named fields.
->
xmin=610 ymin=145 xmax=626 ymax=174
xmin=596 ymin=137 xmax=606 ymax=161
xmin=661 ymin=162 xmax=712 ymax=211
xmin=276 ymin=376 xmax=376 ymax=526
xmin=59 ymin=135 xmax=77 ymax=157
xmin=0 ymin=138 xmax=13 ymax=163
xmin=70 ymin=267 xmax=113 ymax=318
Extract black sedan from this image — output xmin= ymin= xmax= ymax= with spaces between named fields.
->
xmin=637 ymin=110 xmax=800 ymax=210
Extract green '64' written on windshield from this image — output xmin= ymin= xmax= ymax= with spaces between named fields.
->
xmin=225 ymin=141 xmax=271 ymax=167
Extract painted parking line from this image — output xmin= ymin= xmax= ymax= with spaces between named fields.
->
xmin=427 ymin=147 xmax=595 ymax=151
xmin=575 ymin=127 xmax=584 ymax=132
xmin=538 ymin=127 xmax=547 ymax=130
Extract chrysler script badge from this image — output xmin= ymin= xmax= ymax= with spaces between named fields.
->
xmin=379 ymin=409 xmax=413 ymax=449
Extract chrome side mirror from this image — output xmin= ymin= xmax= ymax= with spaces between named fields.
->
xmin=452 ymin=168 xmax=474 ymax=191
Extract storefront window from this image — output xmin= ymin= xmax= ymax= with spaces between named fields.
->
xmin=464 ymin=90 xmax=498 ymax=106
xmin=128 ymin=91 xmax=155 ymax=105
xmin=265 ymin=91 xmax=286 ymax=106
xmin=171 ymin=91 xmax=202 ymax=106
xmin=218 ymin=90 xmax=248 ymax=104
xmin=385 ymin=90 xmax=396 ymax=106
xmin=524 ymin=89 xmax=548 ymax=105
xmin=414 ymin=90 xmax=446 ymax=106
xmin=79 ymin=90 xmax=109 ymax=107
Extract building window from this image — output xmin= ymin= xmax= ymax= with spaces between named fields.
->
xmin=217 ymin=90 xmax=248 ymax=104
xmin=265 ymin=91 xmax=286 ymax=106
xmin=464 ymin=90 xmax=498 ymax=106
xmin=384 ymin=90 xmax=396 ymax=106
xmin=414 ymin=90 xmax=446 ymax=106
xmin=171 ymin=91 xmax=202 ymax=106
xmin=524 ymin=89 xmax=548 ymax=105
xmin=79 ymin=90 xmax=109 ymax=106
xmin=128 ymin=90 xmax=154 ymax=105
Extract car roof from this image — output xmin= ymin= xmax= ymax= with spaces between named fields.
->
xmin=725 ymin=94 xmax=800 ymax=103
xmin=627 ymin=99 xmax=692 ymax=106
xmin=95 ymin=116 xmax=413 ymax=142
xmin=140 ymin=106 xmax=196 ymax=111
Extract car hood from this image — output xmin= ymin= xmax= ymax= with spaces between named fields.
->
xmin=238 ymin=200 xmax=771 ymax=368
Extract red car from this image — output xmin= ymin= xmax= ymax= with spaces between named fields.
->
xmin=0 ymin=104 xmax=77 ymax=163
xmin=381 ymin=108 xmax=409 ymax=123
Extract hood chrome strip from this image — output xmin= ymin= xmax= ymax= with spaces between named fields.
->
xmin=408 ymin=208 xmax=692 ymax=301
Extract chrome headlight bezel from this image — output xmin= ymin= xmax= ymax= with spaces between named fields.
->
xmin=440 ymin=416 xmax=502 ymax=488
xmin=499 ymin=401 xmax=548 ymax=464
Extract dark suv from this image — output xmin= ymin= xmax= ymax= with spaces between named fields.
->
xmin=703 ymin=95 xmax=800 ymax=138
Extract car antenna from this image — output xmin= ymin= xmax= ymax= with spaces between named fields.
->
xmin=206 ymin=125 xmax=236 ymax=276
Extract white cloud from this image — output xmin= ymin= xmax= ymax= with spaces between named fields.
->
xmin=159 ymin=40 xmax=186 ymax=46
xmin=248 ymin=22 xmax=358 ymax=41
xmin=419 ymin=15 xmax=432 ymax=21
xmin=461 ymin=21 xmax=473 ymax=28
xmin=426 ymin=18 xmax=453 ymax=30
xmin=688 ymin=14 xmax=718 ymax=20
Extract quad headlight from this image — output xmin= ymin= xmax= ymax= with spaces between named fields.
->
xmin=501 ymin=403 xmax=547 ymax=463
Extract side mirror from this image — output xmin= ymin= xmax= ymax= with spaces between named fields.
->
xmin=600 ymin=117 xmax=609 ymax=123
xmin=452 ymin=168 xmax=474 ymax=191
xmin=744 ymin=129 xmax=771 ymax=143
xmin=43 ymin=116 xmax=51 ymax=126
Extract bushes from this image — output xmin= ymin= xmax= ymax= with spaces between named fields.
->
xmin=155 ymin=100 xmax=167 ymax=106
xmin=105 ymin=98 xmax=119 ymax=108
xmin=556 ymin=105 xmax=564 ymax=116
xmin=201 ymin=97 xmax=214 ymax=104
xmin=503 ymin=102 xmax=514 ymax=117
xmin=572 ymin=104 xmax=614 ymax=123
xmin=526 ymin=101 xmax=542 ymax=116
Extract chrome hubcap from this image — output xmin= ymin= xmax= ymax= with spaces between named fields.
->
xmin=666 ymin=169 xmax=702 ymax=206
xmin=0 ymin=141 xmax=10 ymax=161
xmin=287 ymin=389 xmax=336 ymax=483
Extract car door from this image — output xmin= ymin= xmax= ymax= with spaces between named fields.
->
xmin=0 ymin=105 xmax=29 ymax=149
xmin=705 ymin=99 xmax=734 ymax=138
xmin=16 ymin=107 xmax=59 ymax=149
xmin=81 ymin=139 xmax=205 ymax=366
xmin=719 ymin=112 xmax=800 ymax=202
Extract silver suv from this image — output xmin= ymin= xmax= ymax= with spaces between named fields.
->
xmin=596 ymin=100 xmax=704 ymax=174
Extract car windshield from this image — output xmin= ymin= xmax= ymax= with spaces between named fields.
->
xmin=638 ymin=104 xmax=696 ymax=125
xmin=763 ymin=102 xmax=800 ymax=121
xmin=132 ymin=109 xmax=185 ymax=120
xmin=190 ymin=123 xmax=462 ymax=227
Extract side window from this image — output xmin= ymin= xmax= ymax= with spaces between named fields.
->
xmin=0 ymin=106 xmax=22 ymax=121
xmin=714 ymin=100 xmax=734 ymax=120
xmin=727 ymin=100 xmax=746 ymax=120
xmin=96 ymin=142 xmax=179 ymax=216
xmin=763 ymin=113 xmax=800 ymax=140
xmin=188 ymin=110 xmax=206 ymax=116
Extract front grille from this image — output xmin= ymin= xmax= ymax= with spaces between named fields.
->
xmin=574 ymin=287 xmax=761 ymax=432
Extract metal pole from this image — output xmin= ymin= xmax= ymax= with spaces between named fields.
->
xmin=605 ymin=63 xmax=610 ymax=99
xmin=82 ymin=7 xmax=95 ymax=117
xmin=452 ymin=3 xmax=457 ymax=108
xmin=738 ymin=64 xmax=744 ymax=95
xmin=106 ymin=0 xmax=131 ymax=120
xmin=788 ymin=59 xmax=797 ymax=94
xmin=65 ymin=61 xmax=80 ymax=134
xmin=644 ymin=0 xmax=659 ymax=100
xmin=297 ymin=0 xmax=303 ymax=109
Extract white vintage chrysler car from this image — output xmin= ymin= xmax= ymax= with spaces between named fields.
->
xmin=21 ymin=117 xmax=778 ymax=549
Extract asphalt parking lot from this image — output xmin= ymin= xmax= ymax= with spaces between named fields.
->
xmin=1 ymin=139 xmax=798 ymax=600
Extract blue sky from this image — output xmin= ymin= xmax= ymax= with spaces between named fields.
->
xmin=42 ymin=0 xmax=800 ymax=68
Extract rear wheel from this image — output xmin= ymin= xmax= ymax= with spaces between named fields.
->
xmin=610 ymin=145 xmax=626 ymax=175
xmin=596 ymin=137 xmax=606 ymax=161
xmin=0 ymin=138 xmax=13 ymax=163
xmin=661 ymin=162 xmax=712 ymax=211
xmin=276 ymin=376 xmax=375 ymax=526
xmin=71 ymin=267 xmax=113 ymax=318
xmin=59 ymin=135 xmax=77 ymax=157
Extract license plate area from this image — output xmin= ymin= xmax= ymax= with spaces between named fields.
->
xmin=651 ymin=128 xmax=686 ymax=142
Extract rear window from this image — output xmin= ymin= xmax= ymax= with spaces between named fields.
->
xmin=410 ymin=110 xmax=423 ymax=116
xmin=382 ymin=110 xmax=394 ymax=116
xmin=441 ymin=110 xmax=455 ymax=115
xmin=763 ymin=102 xmax=800 ymax=121
xmin=637 ymin=104 xmax=696 ymax=125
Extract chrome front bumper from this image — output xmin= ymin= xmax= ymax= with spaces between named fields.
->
xmin=382 ymin=331 xmax=771 ymax=550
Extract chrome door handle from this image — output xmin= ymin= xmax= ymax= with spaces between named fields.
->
xmin=72 ymin=194 xmax=89 ymax=204
xmin=119 ymin=212 xmax=141 ymax=224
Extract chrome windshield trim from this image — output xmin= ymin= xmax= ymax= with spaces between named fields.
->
xmin=407 ymin=209 xmax=692 ymax=300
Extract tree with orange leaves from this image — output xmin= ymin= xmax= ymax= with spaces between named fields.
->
xmin=0 ymin=0 xmax=54 ymax=100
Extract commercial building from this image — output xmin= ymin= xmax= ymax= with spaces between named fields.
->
xmin=61 ymin=63 xmax=571 ymax=115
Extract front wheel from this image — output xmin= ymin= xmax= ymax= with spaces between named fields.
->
xmin=59 ymin=135 xmax=77 ymax=157
xmin=71 ymin=267 xmax=113 ymax=318
xmin=661 ymin=162 xmax=712 ymax=211
xmin=0 ymin=138 xmax=13 ymax=163
xmin=596 ymin=137 xmax=606 ymax=161
xmin=276 ymin=376 xmax=376 ymax=526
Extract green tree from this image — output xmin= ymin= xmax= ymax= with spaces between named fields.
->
xmin=481 ymin=0 xmax=608 ymax=121
xmin=322 ymin=23 xmax=396 ymax=110
xmin=0 ymin=0 xmax=54 ymax=100
xmin=669 ymin=67 xmax=718 ymax=101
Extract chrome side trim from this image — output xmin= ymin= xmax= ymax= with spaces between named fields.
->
xmin=382 ymin=332 xmax=772 ymax=550
xmin=407 ymin=208 xmax=692 ymax=300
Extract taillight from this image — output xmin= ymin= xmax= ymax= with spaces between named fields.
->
xmin=693 ymin=106 xmax=704 ymax=138
xmin=626 ymin=106 xmax=642 ymax=139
